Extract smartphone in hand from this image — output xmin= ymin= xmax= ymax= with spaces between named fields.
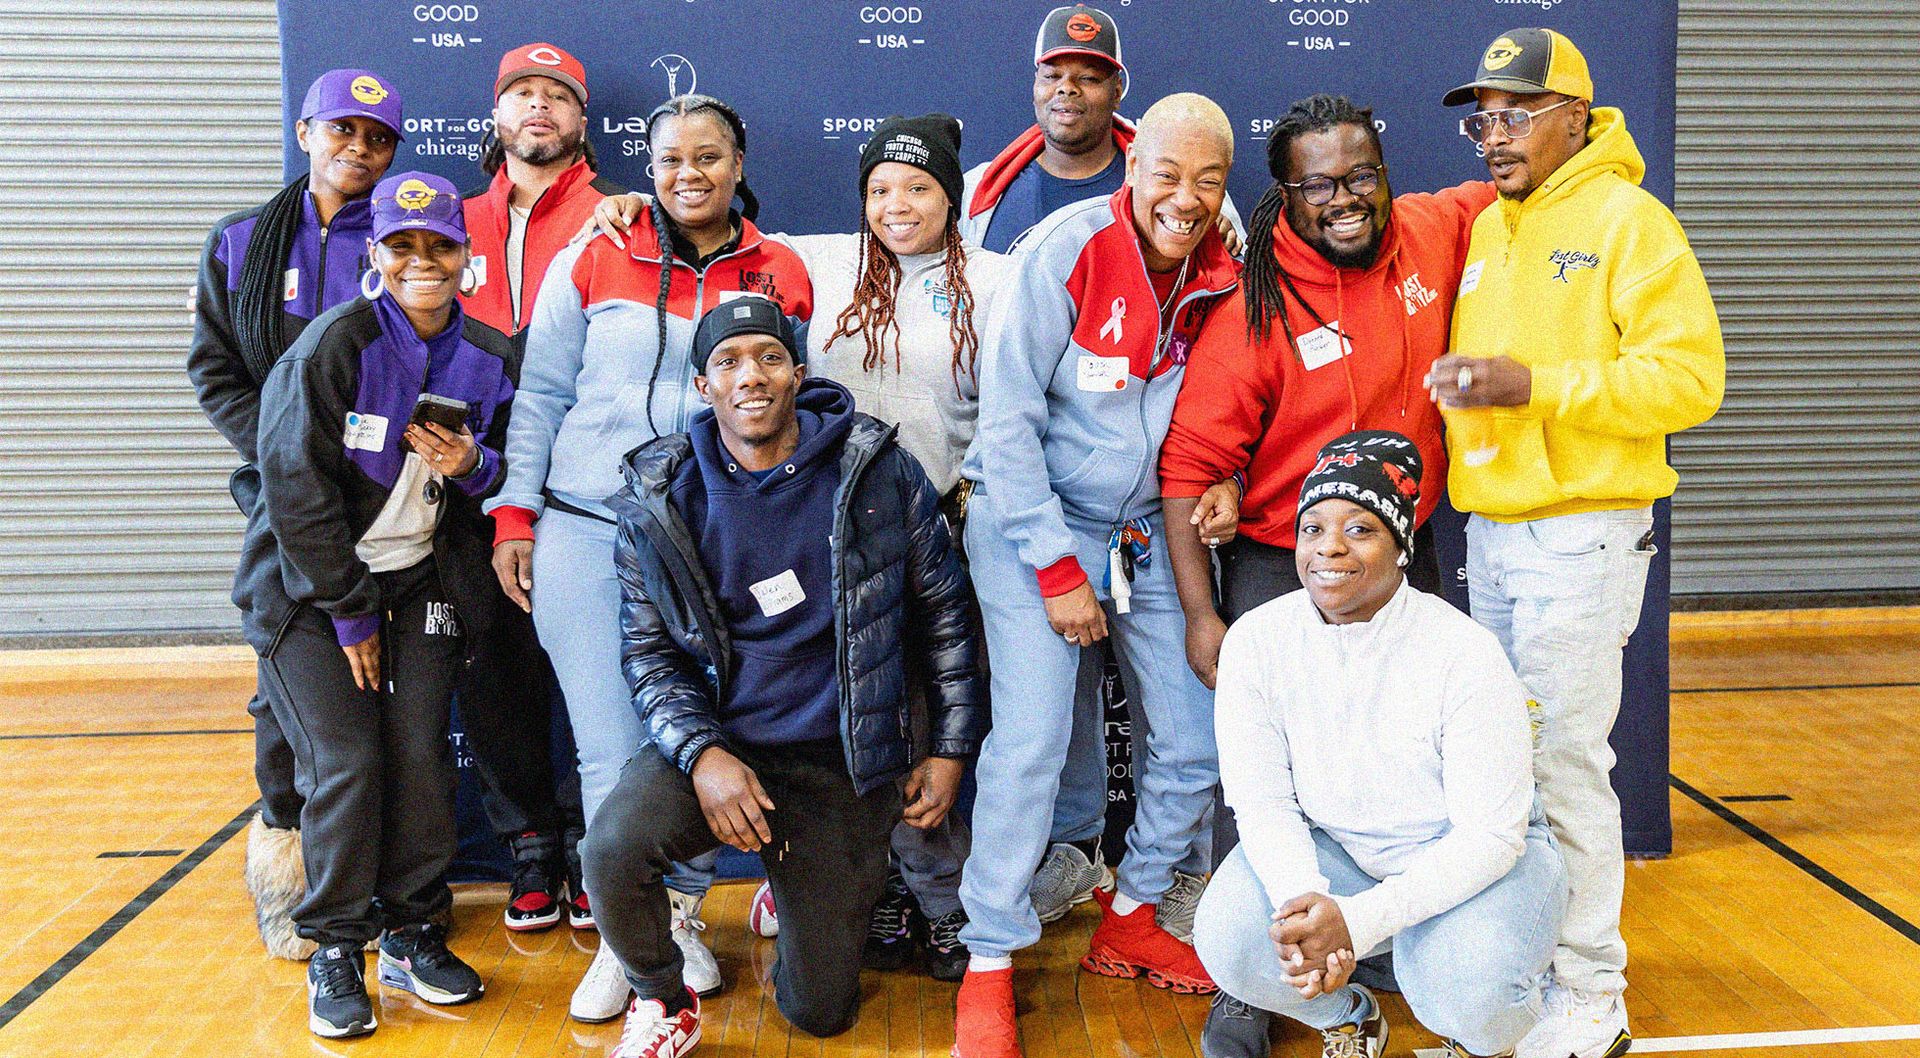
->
xmin=407 ymin=394 xmax=469 ymax=453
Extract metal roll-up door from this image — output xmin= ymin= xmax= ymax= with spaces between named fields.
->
xmin=1671 ymin=1 xmax=1920 ymax=596
xmin=0 ymin=1 xmax=281 ymax=638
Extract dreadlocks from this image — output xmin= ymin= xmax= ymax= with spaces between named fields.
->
xmin=1243 ymin=94 xmax=1383 ymax=343
xmin=823 ymin=212 xmax=980 ymax=390
xmin=231 ymin=178 xmax=309 ymax=386
xmin=638 ymin=94 xmax=760 ymax=435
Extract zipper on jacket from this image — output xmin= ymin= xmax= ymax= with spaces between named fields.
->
xmin=317 ymin=224 xmax=330 ymax=305
xmin=829 ymin=423 xmax=894 ymax=784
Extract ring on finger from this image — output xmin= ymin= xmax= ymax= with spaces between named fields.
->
xmin=1457 ymin=365 xmax=1473 ymax=393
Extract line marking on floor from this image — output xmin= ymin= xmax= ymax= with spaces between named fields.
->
xmin=0 ymin=801 xmax=257 ymax=1031
xmin=1422 ymin=1025 xmax=1920 ymax=1056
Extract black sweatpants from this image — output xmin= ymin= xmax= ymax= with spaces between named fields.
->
xmin=261 ymin=560 xmax=462 ymax=946
xmin=457 ymin=602 xmax=584 ymax=859
xmin=249 ymin=686 xmax=305 ymax=829
xmin=582 ymin=739 xmax=900 ymax=1037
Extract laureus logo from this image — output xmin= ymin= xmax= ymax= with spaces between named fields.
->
xmin=651 ymin=54 xmax=697 ymax=98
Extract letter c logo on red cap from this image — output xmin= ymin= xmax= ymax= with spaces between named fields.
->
xmin=527 ymin=46 xmax=565 ymax=66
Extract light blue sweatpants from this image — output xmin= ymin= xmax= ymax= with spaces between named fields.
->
xmin=1194 ymin=823 xmax=1566 ymax=1056
xmin=957 ymin=492 xmax=1217 ymax=958
xmin=530 ymin=507 xmax=716 ymax=895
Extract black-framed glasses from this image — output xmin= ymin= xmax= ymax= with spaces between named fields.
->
xmin=1459 ymin=97 xmax=1578 ymax=143
xmin=1280 ymin=164 xmax=1385 ymax=206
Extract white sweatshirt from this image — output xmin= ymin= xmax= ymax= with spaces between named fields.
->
xmin=1214 ymin=581 xmax=1535 ymax=959
xmin=773 ymin=233 xmax=1012 ymax=495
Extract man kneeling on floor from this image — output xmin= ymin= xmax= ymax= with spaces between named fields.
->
xmin=1192 ymin=431 xmax=1568 ymax=1058
xmin=581 ymin=295 xmax=987 ymax=1058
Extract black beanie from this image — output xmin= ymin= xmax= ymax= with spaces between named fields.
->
xmin=690 ymin=295 xmax=798 ymax=373
xmin=1296 ymin=430 xmax=1424 ymax=557
xmin=859 ymin=113 xmax=965 ymax=216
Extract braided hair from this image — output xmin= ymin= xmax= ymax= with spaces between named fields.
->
xmin=231 ymin=178 xmax=309 ymax=385
xmin=639 ymin=94 xmax=759 ymax=435
xmin=824 ymin=210 xmax=979 ymax=390
xmin=1243 ymin=94 xmax=1384 ymax=342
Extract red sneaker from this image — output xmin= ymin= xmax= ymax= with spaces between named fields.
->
xmin=953 ymin=968 xmax=1022 ymax=1058
xmin=1080 ymin=888 xmax=1216 ymax=994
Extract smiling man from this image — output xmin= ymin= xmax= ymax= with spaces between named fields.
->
xmin=582 ymin=295 xmax=984 ymax=1058
xmin=1159 ymin=93 xmax=1495 ymax=691
xmin=952 ymin=92 xmax=1238 ymax=1058
xmin=1426 ymin=29 xmax=1724 ymax=1058
xmin=1193 ymin=431 xmax=1566 ymax=1058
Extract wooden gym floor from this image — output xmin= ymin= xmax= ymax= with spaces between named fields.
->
xmin=2 ymin=610 xmax=1919 ymax=1057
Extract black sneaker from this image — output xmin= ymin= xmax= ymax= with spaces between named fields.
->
xmin=1201 ymin=993 xmax=1270 ymax=1058
xmin=378 ymin=922 xmax=484 ymax=1004
xmin=862 ymin=870 xmax=916 ymax=971
xmin=505 ymin=832 xmax=563 ymax=932
xmin=923 ymin=908 xmax=969 ymax=982
xmin=565 ymin=835 xmax=594 ymax=930
xmin=308 ymin=943 xmax=376 ymax=1038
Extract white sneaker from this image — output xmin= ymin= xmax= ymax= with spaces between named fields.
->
xmin=669 ymin=889 xmax=724 ymax=997
xmin=1030 ymin=841 xmax=1112 ymax=924
xmin=611 ymin=989 xmax=702 ymax=1058
xmin=1516 ymin=979 xmax=1631 ymax=1058
xmin=748 ymin=881 xmax=779 ymax=938
xmin=1156 ymin=871 xmax=1208 ymax=943
xmin=571 ymin=940 xmax=632 ymax=1023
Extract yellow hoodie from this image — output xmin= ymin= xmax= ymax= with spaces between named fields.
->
xmin=1444 ymin=107 xmax=1724 ymax=521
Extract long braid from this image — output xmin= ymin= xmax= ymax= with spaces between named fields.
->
xmin=824 ymin=213 xmax=902 ymax=373
xmin=1243 ymin=94 xmax=1383 ymax=342
xmin=232 ymin=177 xmax=309 ymax=384
xmin=643 ymin=193 xmax=678 ymax=437
xmin=940 ymin=216 xmax=979 ymax=389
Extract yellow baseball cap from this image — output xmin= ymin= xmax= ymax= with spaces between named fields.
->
xmin=1443 ymin=28 xmax=1593 ymax=106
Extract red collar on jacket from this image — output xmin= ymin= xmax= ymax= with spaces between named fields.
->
xmin=1102 ymin=185 xmax=1239 ymax=296
xmin=967 ymin=116 xmax=1137 ymax=218
xmin=627 ymin=208 xmax=765 ymax=265
xmin=472 ymin=156 xmax=599 ymax=230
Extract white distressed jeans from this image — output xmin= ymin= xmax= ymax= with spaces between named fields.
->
xmin=1465 ymin=507 xmax=1655 ymax=995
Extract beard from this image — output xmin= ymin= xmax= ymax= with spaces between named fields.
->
xmin=1288 ymin=201 xmax=1383 ymax=270
xmin=502 ymin=123 xmax=584 ymax=167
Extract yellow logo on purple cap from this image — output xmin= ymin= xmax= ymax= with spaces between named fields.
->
xmin=1482 ymin=38 xmax=1523 ymax=72
xmin=393 ymin=178 xmax=438 ymax=212
xmin=350 ymin=75 xmax=390 ymax=105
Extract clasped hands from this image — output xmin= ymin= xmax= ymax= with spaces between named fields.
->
xmin=1270 ymin=891 xmax=1359 ymax=999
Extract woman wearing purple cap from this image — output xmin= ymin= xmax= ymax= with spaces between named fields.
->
xmin=187 ymin=66 xmax=404 ymax=960
xmin=250 ymin=171 xmax=518 ymax=1039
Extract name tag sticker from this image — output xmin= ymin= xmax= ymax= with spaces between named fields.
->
xmin=1076 ymin=354 xmax=1130 ymax=392
xmin=1460 ymin=260 xmax=1485 ymax=295
xmin=343 ymin=411 xmax=388 ymax=452
xmin=468 ymin=254 xmax=487 ymax=289
xmin=283 ymin=268 xmax=299 ymax=302
xmin=749 ymin=568 xmax=806 ymax=618
xmin=1295 ymin=322 xmax=1353 ymax=371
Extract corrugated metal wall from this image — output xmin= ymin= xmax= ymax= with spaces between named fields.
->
xmin=1670 ymin=0 xmax=1920 ymax=595
xmin=0 ymin=0 xmax=280 ymax=637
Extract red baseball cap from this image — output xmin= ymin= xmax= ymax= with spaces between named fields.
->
xmin=494 ymin=43 xmax=588 ymax=104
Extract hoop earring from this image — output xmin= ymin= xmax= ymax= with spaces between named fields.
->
xmin=459 ymin=265 xmax=478 ymax=296
xmin=1396 ymin=552 xmax=1409 ymax=569
xmin=360 ymin=270 xmax=384 ymax=300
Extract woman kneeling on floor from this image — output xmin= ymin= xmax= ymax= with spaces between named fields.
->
xmin=1193 ymin=430 xmax=1568 ymax=1058
xmin=254 ymin=171 xmax=518 ymax=1039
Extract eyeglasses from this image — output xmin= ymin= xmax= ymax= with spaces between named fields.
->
xmin=1458 ymin=97 xmax=1578 ymax=143
xmin=1280 ymin=164 xmax=1385 ymax=207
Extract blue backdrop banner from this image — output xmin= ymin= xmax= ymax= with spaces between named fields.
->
xmin=278 ymin=0 xmax=1679 ymax=857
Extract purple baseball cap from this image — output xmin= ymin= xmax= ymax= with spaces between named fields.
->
xmin=370 ymin=172 xmax=466 ymax=244
xmin=301 ymin=68 xmax=405 ymax=140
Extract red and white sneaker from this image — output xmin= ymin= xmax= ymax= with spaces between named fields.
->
xmin=953 ymin=967 xmax=1021 ymax=1058
xmin=611 ymin=988 xmax=702 ymax=1058
xmin=1079 ymin=888 xmax=1216 ymax=994
xmin=748 ymin=881 xmax=779 ymax=938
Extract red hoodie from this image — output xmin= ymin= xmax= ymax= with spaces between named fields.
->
xmin=1159 ymin=180 xmax=1495 ymax=549
xmin=461 ymin=157 xmax=626 ymax=336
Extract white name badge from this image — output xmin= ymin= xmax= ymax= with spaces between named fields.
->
xmin=343 ymin=411 xmax=388 ymax=452
xmin=283 ymin=268 xmax=300 ymax=302
xmin=1295 ymin=322 xmax=1353 ymax=371
xmin=1459 ymin=260 xmax=1485 ymax=295
xmin=1076 ymin=354 xmax=1130 ymax=392
xmin=749 ymin=568 xmax=806 ymax=618
xmin=468 ymin=254 xmax=488 ymax=290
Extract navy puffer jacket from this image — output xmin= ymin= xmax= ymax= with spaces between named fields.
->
xmin=605 ymin=380 xmax=986 ymax=794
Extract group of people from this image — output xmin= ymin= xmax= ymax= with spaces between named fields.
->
xmin=187 ymin=6 xmax=1724 ymax=1058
